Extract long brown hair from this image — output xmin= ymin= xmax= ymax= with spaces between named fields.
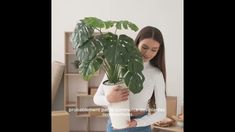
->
xmin=135 ymin=26 xmax=167 ymax=109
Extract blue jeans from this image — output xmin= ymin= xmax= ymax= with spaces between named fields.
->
xmin=106 ymin=112 xmax=151 ymax=132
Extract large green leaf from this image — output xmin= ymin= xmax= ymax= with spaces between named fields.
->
xmin=76 ymin=38 xmax=102 ymax=62
xmin=83 ymin=17 xmax=105 ymax=28
xmin=124 ymin=72 xmax=144 ymax=94
xmin=103 ymin=33 xmax=133 ymax=66
xmin=120 ymin=66 xmax=128 ymax=77
xmin=128 ymin=61 xmax=143 ymax=72
xmin=104 ymin=21 xmax=115 ymax=29
xmin=117 ymin=34 xmax=134 ymax=65
xmin=122 ymin=21 xmax=128 ymax=29
xmin=126 ymin=48 xmax=143 ymax=72
xmin=119 ymin=34 xmax=135 ymax=46
xmin=119 ymin=34 xmax=143 ymax=64
xmin=115 ymin=22 xmax=122 ymax=30
xmin=79 ymin=58 xmax=103 ymax=80
xmin=128 ymin=22 xmax=139 ymax=32
xmin=102 ymin=33 xmax=118 ymax=64
xmin=71 ymin=22 xmax=94 ymax=48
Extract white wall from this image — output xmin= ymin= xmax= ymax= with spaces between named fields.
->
xmin=52 ymin=0 xmax=183 ymax=130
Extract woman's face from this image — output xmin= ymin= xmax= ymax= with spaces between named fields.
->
xmin=138 ymin=38 xmax=160 ymax=62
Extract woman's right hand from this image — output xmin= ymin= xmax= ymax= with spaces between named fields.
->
xmin=106 ymin=85 xmax=129 ymax=103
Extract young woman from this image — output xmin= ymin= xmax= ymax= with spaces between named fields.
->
xmin=94 ymin=26 xmax=167 ymax=132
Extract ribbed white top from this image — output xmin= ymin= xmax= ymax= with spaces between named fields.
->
xmin=93 ymin=61 xmax=166 ymax=127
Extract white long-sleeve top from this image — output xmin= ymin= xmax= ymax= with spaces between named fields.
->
xmin=93 ymin=61 xmax=166 ymax=127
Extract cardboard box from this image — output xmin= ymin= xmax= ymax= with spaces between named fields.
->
xmin=166 ymin=96 xmax=177 ymax=117
xmin=52 ymin=111 xmax=69 ymax=132
xmin=89 ymin=87 xmax=98 ymax=95
xmin=87 ymin=106 xmax=103 ymax=116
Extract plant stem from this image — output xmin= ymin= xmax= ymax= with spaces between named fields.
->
xmin=117 ymin=64 xmax=122 ymax=79
xmin=115 ymin=28 xmax=117 ymax=34
xmin=102 ymin=59 xmax=111 ymax=80
xmin=95 ymin=28 xmax=103 ymax=35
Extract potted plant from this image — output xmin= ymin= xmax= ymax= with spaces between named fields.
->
xmin=71 ymin=17 xmax=145 ymax=128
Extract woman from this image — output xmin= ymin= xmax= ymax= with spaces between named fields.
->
xmin=94 ymin=26 xmax=167 ymax=132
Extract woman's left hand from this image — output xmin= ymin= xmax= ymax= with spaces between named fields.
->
xmin=128 ymin=119 xmax=137 ymax=127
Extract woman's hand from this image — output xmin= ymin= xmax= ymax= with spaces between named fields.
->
xmin=128 ymin=119 xmax=137 ymax=127
xmin=107 ymin=85 xmax=129 ymax=103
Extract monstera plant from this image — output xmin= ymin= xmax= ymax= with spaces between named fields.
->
xmin=71 ymin=17 xmax=144 ymax=94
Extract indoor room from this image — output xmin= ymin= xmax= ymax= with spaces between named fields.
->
xmin=52 ymin=0 xmax=183 ymax=132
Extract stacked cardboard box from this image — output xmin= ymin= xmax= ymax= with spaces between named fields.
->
xmin=52 ymin=111 xmax=69 ymax=132
xmin=166 ymin=96 xmax=177 ymax=117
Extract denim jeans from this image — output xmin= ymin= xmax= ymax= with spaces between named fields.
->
xmin=106 ymin=112 xmax=151 ymax=132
